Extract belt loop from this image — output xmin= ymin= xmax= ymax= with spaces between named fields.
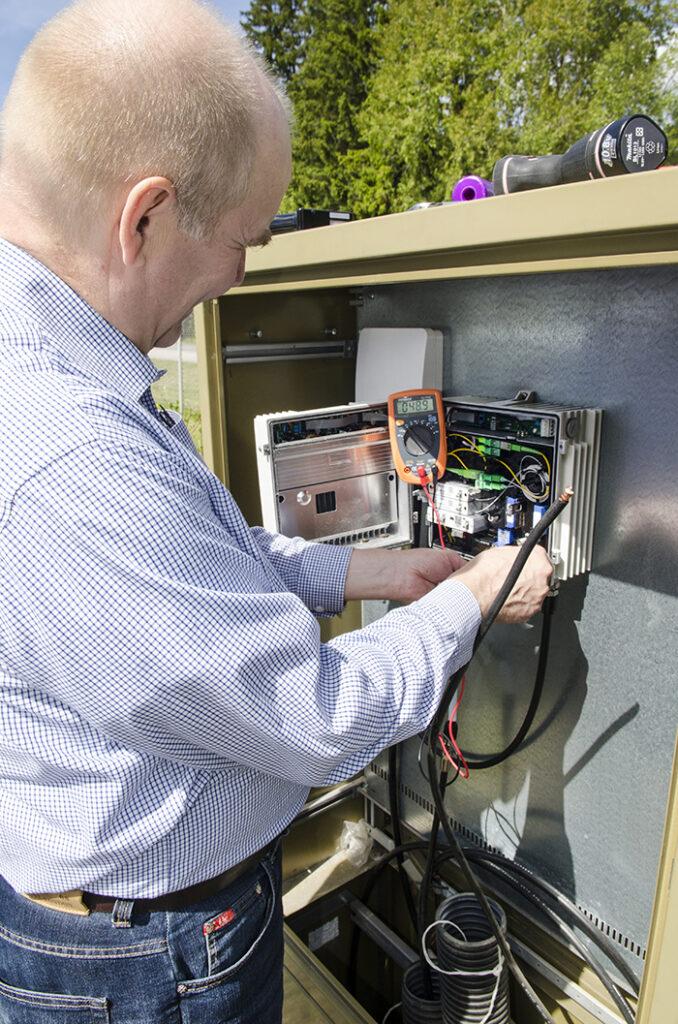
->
xmin=111 ymin=898 xmax=135 ymax=929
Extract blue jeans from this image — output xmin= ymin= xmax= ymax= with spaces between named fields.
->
xmin=0 ymin=846 xmax=283 ymax=1023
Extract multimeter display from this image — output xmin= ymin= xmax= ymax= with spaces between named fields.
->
xmin=395 ymin=397 xmax=435 ymax=415
xmin=388 ymin=389 xmax=446 ymax=485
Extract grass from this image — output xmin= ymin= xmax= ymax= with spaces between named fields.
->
xmin=151 ymin=350 xmax=203 ymax=453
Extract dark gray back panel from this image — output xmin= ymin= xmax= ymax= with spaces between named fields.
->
xmin=358 ymin=266 xmax=678 ymax=968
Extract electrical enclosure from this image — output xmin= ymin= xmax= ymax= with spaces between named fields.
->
xmin=255 ymin=394 xmax=601 ymax=580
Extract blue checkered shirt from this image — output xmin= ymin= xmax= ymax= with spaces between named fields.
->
xmin=0 ymin=237 xmax=480 ymax=897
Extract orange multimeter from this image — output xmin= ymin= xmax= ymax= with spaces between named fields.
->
xmin=387 ymin=389 xmax=446 ymax=485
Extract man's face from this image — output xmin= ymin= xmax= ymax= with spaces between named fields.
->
xmin=152 ymin=108 xmax=292 ymax=349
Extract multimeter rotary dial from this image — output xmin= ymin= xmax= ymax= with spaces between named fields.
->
xmin=404 ymin=424 xmax=435 ymax=458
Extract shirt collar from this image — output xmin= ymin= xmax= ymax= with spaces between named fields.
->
xmin=0 ymin=236 xmax=163 ymax=402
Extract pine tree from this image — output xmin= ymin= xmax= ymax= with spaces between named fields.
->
xmin=241 ymin=0 xmax=305 ymax=84
xmin=285 ymin=0 xmax=382 ymax=209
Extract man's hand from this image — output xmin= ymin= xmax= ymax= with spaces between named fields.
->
xmin=452 ymin=545 xmax=553 ymax=623
xmin=344 ymin=548 xmax=467 ymax=604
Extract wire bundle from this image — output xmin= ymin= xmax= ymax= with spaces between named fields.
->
xmin=423 ymin=492 xmax=575 ymax=1024
xmin=447 ymin=432 xmax=551 ymax=502
xmin=349 ymin=836 xmax=639 ymax=1024
xmin=375 ymin=490 xmax=637 ymax=1024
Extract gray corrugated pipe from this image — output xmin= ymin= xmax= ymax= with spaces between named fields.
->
xmin=401 ymin=961 xmax=442 ymax=1024
xmin=434 ymin=894 xmax=511 ymax=1024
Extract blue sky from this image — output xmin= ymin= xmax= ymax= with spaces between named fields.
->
xmin=0 ymin=0 xmax=246 ymax=107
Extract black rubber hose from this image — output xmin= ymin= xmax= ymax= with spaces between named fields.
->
xmin=464 ymin=594 xmax=555 ymax=770
xmin=425 ymin=491 xmax=573 ymax=1024
xmin=389 ymin=744 xmax=420 ymax=934
xmin=401 ymin=961 xmax=442 ymax=1024
xmin=438 ymin=850 xmax=636 ymax=1023
xmin=456 ymin=855 xmax=636 ymax=1024
xmin=456 ymin=849 xmax=640 ymax=995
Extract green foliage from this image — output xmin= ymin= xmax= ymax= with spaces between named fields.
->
xmin=657 ymin=22 xmax=678 ymax=156
xmin=344 ymin=0 xmax=675 ymax=215
xmin=241 ymin=0 xmax=305 ymax=84
xmin=285 ymin=0 xmax=382 ymax=209
xmin=241 ymin=0 xmax=677 ymax=217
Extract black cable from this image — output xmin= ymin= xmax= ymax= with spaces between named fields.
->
xmin=463 ymin=594 xmax=555 ymax=770
xmin=458 ymin=849 xmax=640 ymax=995
xmin=427 ymin=751 xmax=556 ymax=1023
xmin=475 ymin=491 xmax=571 ymax=648
xmin=343 ymin=834 xmax=639 ymax=1019
xmin=416 ymin=805 xmax=442 ymax=1002
xmin=389 ymin=744 xmax=420 ymax=934
xmin=415 ymin=707 xmax=463 ymax=998
xmin=425 ymin=491 xmax=573 ymax=1024
xmin=433 ymin=848 xmax=636 ymax=1024
xmin=347 ymin=840 xmax=435 ymax=996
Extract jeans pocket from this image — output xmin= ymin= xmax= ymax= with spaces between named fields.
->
xmin=0 ymin=976 xmax=110 ymax=1023
xmin=179 ymin=857 xmax=278 ymax=995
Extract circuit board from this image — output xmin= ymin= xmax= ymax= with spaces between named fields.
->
xmin=426 ymin=402 xmax=558 ymax=555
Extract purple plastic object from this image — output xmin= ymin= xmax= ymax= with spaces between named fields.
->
xmin=451 ymin=175 xmax=494 ymax=202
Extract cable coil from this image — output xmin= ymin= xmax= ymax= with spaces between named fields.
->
xmin=401 ymin=962 xmax=442 ymax=1024
xmin=435 ymin=895 xmax=510 ymax=1024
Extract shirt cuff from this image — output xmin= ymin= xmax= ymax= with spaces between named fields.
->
xmin=412 ymin=577 xmax=482 ymax=675
xmin=296 ymin=542 xmax=354 ymax=616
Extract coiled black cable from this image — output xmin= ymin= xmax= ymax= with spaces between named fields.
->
xmin=456 ymin=853 xmax=636 ymax=1024
xmin=455 ymin=849 xmax=639 ymax=995
xmin=435 ymin=893 xmax=510 ymax=1024
xmin=345 ymin=836 xmax=639 ymax=1001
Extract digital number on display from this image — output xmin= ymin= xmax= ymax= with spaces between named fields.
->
xmin=395 ymin=397 xmax=435 ymax=415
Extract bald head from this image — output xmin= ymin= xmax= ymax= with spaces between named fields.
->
xmin=0 ymin=0 xmax=288 ymax=242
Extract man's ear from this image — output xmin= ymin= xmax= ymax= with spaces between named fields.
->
xmin=118 ymin=177 xmax=176 ymax=267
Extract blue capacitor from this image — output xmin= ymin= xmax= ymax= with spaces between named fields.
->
xmin=505 ymin=497 xmax=521 ymax=529
xmin=532 ymin=503 xmax=547 ymax=527
xmin=496 ymin=527 xmax=515 ymax=546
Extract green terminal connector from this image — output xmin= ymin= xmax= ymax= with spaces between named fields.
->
xmin=449 ymin=467 xmax=506 ymax=489
xmin=476 ymin=438 xmax=542 ymax=457
xmin=476 ymin=473 xmax=507 ymax=490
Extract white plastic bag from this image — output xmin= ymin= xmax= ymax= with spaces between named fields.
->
xmin=338 ymin=819 xmax=373 ymax=867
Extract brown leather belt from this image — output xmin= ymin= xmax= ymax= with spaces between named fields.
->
xmin=85 ymin=840 xmax=277 ymax=914
xmin=26 ymin=841 xmax=277 ymax=917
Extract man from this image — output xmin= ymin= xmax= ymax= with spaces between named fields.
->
xmin=0 ymin=1 xmax=552 ymax=1021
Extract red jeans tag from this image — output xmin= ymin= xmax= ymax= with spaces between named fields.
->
xmin=203 ymin=909 xmax=235 ymax=936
